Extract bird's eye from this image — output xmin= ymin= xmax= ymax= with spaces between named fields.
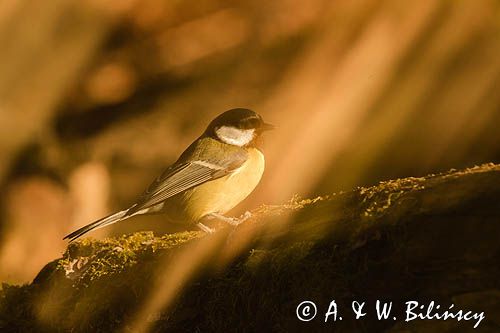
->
xmin=240 ymin=117 xmax=261 ymax=129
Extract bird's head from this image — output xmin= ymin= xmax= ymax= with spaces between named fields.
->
xmin=206 ymin=108 xmax=274 ymax=147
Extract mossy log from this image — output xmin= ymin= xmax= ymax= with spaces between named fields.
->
xmin=1 ymin=164 xmax=499 ymax=332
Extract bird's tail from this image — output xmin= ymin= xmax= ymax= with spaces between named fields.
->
xmin=63 ymin=210 xmax=129 ymax=242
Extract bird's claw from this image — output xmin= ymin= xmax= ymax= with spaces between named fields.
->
xmin=224 ymin=217 xmax=241 ymax=226
xmin=196 ymin=222 xmax=216 ymax=234
xmin=239 ymin=211 xmax=252 ymax=222
xmin=204 ymin=211 xmax=252 ymax=227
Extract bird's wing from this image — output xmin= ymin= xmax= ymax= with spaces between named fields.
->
xmin=125 ymin=149 xmax=247 ymax=216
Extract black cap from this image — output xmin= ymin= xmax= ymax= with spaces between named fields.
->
xmin=206 ymin=108 xmax=274 ymax=132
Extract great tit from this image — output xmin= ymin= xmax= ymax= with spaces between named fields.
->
xmin=64 ymin=108 xmax=274 ymax=241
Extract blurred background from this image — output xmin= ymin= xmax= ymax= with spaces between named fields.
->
xmin=0 ymin=0 xmax=499 ymax=284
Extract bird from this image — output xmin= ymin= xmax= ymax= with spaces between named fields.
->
xmin=64 ymin=108 xmax=274 ymax=242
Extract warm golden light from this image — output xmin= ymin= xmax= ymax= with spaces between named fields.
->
xmin=0 ymin=0 xmax=498 ymax=331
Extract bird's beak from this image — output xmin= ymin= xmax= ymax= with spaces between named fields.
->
xmin=261 ymin=122 xmax=275 ymax=131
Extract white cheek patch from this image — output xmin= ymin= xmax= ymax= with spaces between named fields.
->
xmin=215 ymin=126 xmax=255 ymax=146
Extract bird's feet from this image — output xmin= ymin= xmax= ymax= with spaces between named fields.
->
xmin=196 ymin=222 xmax=216 ymax=234
xmin=197 ymin=212 xmax=253 ymax=234
xmin=205 ymin=211 xmax=253 ymax=227
xmin=239 ymin=211 xmax=252 ymax=222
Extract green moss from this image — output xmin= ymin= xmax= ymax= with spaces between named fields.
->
xmin=359 ymin=177 xmax=426 ymax=217
xmin=58 ymin=231 xmax=201 ymax=286
xmin=359 ymin=163 xmax=500 ymax=218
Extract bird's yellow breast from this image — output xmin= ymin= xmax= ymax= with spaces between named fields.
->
xmin=165 ymin=148 xmax=265 ymax=223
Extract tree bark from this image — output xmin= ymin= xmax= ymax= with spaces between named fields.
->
xmin=1 ymin=163 xmax=499 ymax=332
